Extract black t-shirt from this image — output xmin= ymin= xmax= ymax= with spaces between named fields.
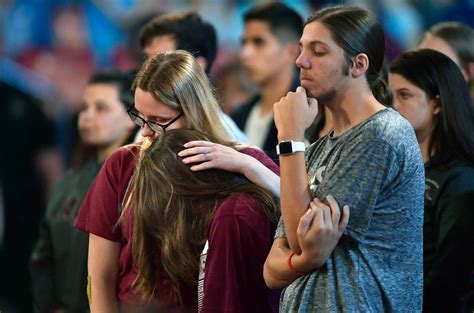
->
xmin=424 ymin=160 xmax=474 ymax=312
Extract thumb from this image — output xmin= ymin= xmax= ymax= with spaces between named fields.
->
xmin=296 ymin=86 xmax=307 ymax=99
xmin=296 ymin=86 xmax=307 ymax=96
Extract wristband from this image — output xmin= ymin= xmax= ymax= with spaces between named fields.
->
xmin=288 ymin=252 xmax=307 ymax=276
xmin=276 ymin=140 xmax=305 ymax=156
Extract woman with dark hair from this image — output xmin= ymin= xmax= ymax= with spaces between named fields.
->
xmin=389 ymin=49 xmax=474 ymax=312
xmin=30 ymin=70 xmax=137 ymax=313
xmin=126 ymin=128 xmax=279 ymax=312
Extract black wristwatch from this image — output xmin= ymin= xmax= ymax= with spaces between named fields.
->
xmin=276 ymin=140 xmax=306 ymax=156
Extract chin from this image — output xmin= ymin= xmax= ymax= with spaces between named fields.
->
xmin=304 ymin=88 xmax=318 ymax=99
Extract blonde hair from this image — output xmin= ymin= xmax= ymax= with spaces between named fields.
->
xmin=133 ymin=50 xmax=231 ymax=144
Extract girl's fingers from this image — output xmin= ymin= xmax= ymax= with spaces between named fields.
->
xmin=326 ymin=194 xmax=341 ymax=227
xmin=178 ymin=146 xmax=211 ymax=158
xmin=339 ymin=205 xmax=350 ymax=232
xmin=183 ymin=140 xmax=214 ymax=148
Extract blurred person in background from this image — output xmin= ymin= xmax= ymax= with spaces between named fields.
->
xmin=0 ymin=79 xmax=63 ymax=313
xmin=138 ymin=11 xmax=248 ymax=144
xmin=418 ymin=21 xmax=474 ymax=100
xmin=29 ymin=70 xmax=137 ymax=313
xmin=16 ymin=6 xmax=94 ymax=165
xmin=389 ymin=49 xmax=474 ymax=312
xmin=231 ymin=2 xmax=303 ymax=163
xmin=212 ymin=59 xmax=256 ymax=115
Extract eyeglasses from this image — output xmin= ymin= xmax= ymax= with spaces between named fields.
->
xmin=127 ymin=106 xmax=184 ymax=133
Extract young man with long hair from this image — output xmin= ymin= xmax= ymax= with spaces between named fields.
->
xmin=265 ymin=5 xmax=424 ymax=311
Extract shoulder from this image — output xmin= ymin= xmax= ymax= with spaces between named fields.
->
xmin=210 ymin=194 xmax=271 ymax=239
xmin=369 ymin=109 xmax=416 ymax=146
xmin=215 ymin=194 xmax=262 ymax=217
xmin=101 ymin=143 xmax=140 ymax=175
xmin=238 ymin=146 xmax=280 ymax=175
xmin=213 ymin=194 xmax=266 ymax=224
xmin=356 ymin=108 xmax=420 ymax=160
xmin=106 ymin=143 xmax=141 ymax=164
xmin=359 ymin=108 xmax=414 ymax=142
xmin=437 ymin=162 xmax=474 ymax=194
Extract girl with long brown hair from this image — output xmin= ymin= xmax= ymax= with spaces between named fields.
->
xmin=74 ymin=50 xmax=280 ymax=312
xmin=129 ymin=128 xmax=279 ymax=312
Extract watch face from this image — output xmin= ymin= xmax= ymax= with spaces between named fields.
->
xmin=278 ymin=141 xmax=293 ymax=154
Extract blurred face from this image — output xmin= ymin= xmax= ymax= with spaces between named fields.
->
xmin=389 ymin=73 xmax=439 ymax=136
xmin=143 ymin=35 xmax=177 ymax=58
xmin=78 ymin=84 xmax=134 ymax=147
xmin=419 ymin=34 xmax=459 ymax=65
xmin=134 ymin=87 xmax=186 ymax=141
xmin=418 ymin=34 xmax=468 ymax=80
xmin=296 ymin=21 xmax=351 ymax=101
xmin=240 ymin=20 xmax=293 ymax=86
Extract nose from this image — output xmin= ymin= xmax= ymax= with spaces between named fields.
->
xmin=141 ymin=123 xmax=157 ymax=138
xmin=392 ymin=99 xmax=400 ymax=111
xmin=296 ymin=52 xmax=310 ymax=69
xmin=240 ymin=44 xmax=253 ymax=61
xmin=79 ymin=108 xmax=94 ymax=123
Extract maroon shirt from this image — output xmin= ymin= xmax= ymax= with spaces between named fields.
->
xmin=201 ymin=194 xmax=281 ymax=312
xmin=74 ymin=144 xmax=280 ymax=311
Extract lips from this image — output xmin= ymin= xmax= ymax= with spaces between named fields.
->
xmin=300 ymin=75 xmax=312 ymax=82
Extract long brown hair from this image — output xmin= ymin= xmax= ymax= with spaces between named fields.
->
xmin=129 ymin=129 xmax=279 ymax=302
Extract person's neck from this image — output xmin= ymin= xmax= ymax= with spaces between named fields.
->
xmin=326 ymin=85 xmax=385 ymax=137
xmin=319 ymin=106 xmax=333 ymax=138
xmin=416 ymin=129 xmax=434 ymax=164
xmin=259 ymin=68 xmax=295 ymax=117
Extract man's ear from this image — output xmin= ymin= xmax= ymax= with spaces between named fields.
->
xmin=351 ymin=53 xmax=369 ymax=78
xmin=196 ymin=56 xmax=208 ymax=72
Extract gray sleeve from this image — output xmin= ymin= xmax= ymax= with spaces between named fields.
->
xmin=314 ymin=138 xmax=399 ymax=242
xmin=274 ymin=216 xmax=287 ymax=239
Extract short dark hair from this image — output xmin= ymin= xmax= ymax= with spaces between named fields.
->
xmin=138 ymin=12 xmax=217 ymax=73
xmin=305 ymin=5 xmax=391 ymax=106
xmin=243 ymin=2 xmax=303 ymax=43
xmin=422 ymin=21 xmax=474 ymax=73
xmin=88 ymin=70 xmax=134 ymax=109
xmin=390 ymin=49 xmax=474 ymax=166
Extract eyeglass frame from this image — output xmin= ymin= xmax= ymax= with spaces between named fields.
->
xmin=127 ymin=105 xmax=184 ymax=133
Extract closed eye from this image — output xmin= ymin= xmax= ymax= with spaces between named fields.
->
xmin=398 ymin=91 xmax=411 ymax=100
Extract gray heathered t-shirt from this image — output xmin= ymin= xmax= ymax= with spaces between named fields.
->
xmin=276 ymin=108 xmax=424 ymax=312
